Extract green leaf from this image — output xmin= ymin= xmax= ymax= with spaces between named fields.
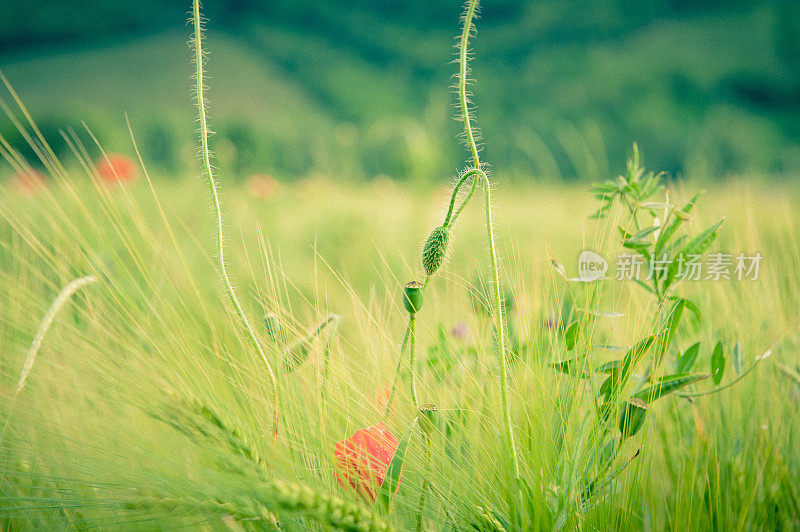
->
xmin=601 ymin=335 xmax=657 ymax=399
xmin=711 ymin=341 xmax=725 ymax=385
xmin=632 ymin=372 xmax=711 ymax=403
xmin=655 ymin=190 xmax=703 ymax=253
xmin=732 ymin=342 xmax=743 ymax=375
xmin=619 ymin=398 xmax=647 ymax=438
xmin=682 ymin=298 xmax=702 ymax=322
xmin=623 ymin=226 xmax=659 ymax=251
xmin=663 ymin=219 xmax=725 ymax=289
xmin=551 ymin=356 xmax=588 ymax=378
xmin=599 ymin=373 xmax=614 ymax=398
xmin=659 ymin=298 xmax=686 ymax=351
xmin=564 ymin=321 xmax=579 ymax=351
xmin=376 ymin=418 xmax=417 ymax=515
xmin=596 ymin=360 xmax=620 ymax=373
xmin=633 ymin=278 xmax=655 ymax=294
xmin=676 ymin=342 xmax=701 ymax=373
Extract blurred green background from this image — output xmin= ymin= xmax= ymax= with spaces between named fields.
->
xmin=1 ymin=0 xmax=799 ymax=182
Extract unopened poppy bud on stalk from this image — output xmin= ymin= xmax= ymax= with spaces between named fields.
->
xmin=418 ymin=403 xmax=439 ymax=437
xmin=422 ymin=225 xmax=450 ymax=276
xmin=403 ymin=281 xmax=424 ymax=315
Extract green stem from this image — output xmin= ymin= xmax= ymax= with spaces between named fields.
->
xmin=385 ymin=275 xmax=431 ymax=419
xmin=443 ymin=169 xmax=480 ymax=228
xmin=409 ymin=313 xmax=420 ymax=409
xmin=383 ymin=324 xmax=411 ymax=419
xmin=457 ymin=0 xmax=521 ymax=482
xmin=679 ymin=352 xmax=771 ymax=398
xmin=459 ymin=0 xmax=481 ymax=168
xmin=192 ymin=0 xmax=279 ymax=438
xmin=478 ymin=169 xmax=521 ymax=480
xmin=415 ymin=433 xmax=432 ymax=532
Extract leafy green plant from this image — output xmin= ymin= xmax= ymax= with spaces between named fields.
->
xmin=551 ymin=145 xmax=776 ymax=508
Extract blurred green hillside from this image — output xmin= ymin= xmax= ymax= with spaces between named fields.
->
xmin=1 ymin=0 xmax=799 ymax=181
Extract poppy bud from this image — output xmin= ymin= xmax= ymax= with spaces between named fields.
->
xmin=418 ymin=403 xmax=439 ymax=437
xmin=402 ymin=281 xmax=424 ymax=315
xmin=619 ymin=398 xmax=647 ymax=438
xmin=422 ymin=225 xmax=450 ymax=276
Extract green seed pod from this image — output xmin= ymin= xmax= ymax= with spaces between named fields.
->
xmin=422 ymin=225 xmax=450 ymax=276
xmin=402 ymin=281 xmax=424 ymax=314
xmin=619 ymin=398 xmax=647 ymax=438
xmin=418 ymin=403 xmax=439 ymax=437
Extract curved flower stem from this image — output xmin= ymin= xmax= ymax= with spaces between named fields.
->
xmin=443 ymin=169 xmax=480 ymax=228
xmin=192 ymin=0 xmax=279 ymax=438
xmin=456 ymin=0 xmax=521 ymax=482
xmin=477 ymin=169 xmax=521 ymax=481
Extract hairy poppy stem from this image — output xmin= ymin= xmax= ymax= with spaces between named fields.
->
xmin=191 ymin=0 xmax=279 ymax=439
xmin=457 ymin=0 xmax=521 ymax=482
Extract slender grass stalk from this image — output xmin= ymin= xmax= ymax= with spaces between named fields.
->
xmin=191 ymin=0 xmax=279 ymax=438
xmin=456 ymin=0 xmax=521 ymax=481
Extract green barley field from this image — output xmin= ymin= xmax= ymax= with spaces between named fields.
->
xmin=1 ymin=1 xmax=799 ymax=530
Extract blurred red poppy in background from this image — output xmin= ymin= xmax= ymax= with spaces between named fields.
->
xmin=334 ymin=422 xmax=399 ymax=501
xmin=247 ymin=173 xmax=278 ymax=199
xmin=96 ymin=153 xmax=137 ymax=184
xmin=10 ymin=169 xmax=46 ymax=196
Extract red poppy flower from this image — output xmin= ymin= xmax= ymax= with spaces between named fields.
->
xmin=247 ymin=173 xmax=278 ymax=199
xmin=96 ymin=153 xmax=137 ymax=184
xmin=334 ymin=422 xmax=399 ymax=501
xmin=10 ymin=169 xmax=45 ymax=196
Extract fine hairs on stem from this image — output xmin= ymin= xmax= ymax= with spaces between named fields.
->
xmin=384 ymin=1 xmax=523 ymax=486
xmin=456 ymin=0 xmax=521 ymax=481
xmin=191 ymin=0 xmax=280 ymax=438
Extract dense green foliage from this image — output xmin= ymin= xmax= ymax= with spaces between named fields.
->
xmin=2 ymin=0 xmax=799 ymax=181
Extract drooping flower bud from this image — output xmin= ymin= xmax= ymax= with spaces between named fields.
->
xmin=422 ymin=225 xmax=450 ymax=276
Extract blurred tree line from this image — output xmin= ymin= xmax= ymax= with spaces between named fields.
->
xmin=1 ymin=0 xmax=799 ymax=180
